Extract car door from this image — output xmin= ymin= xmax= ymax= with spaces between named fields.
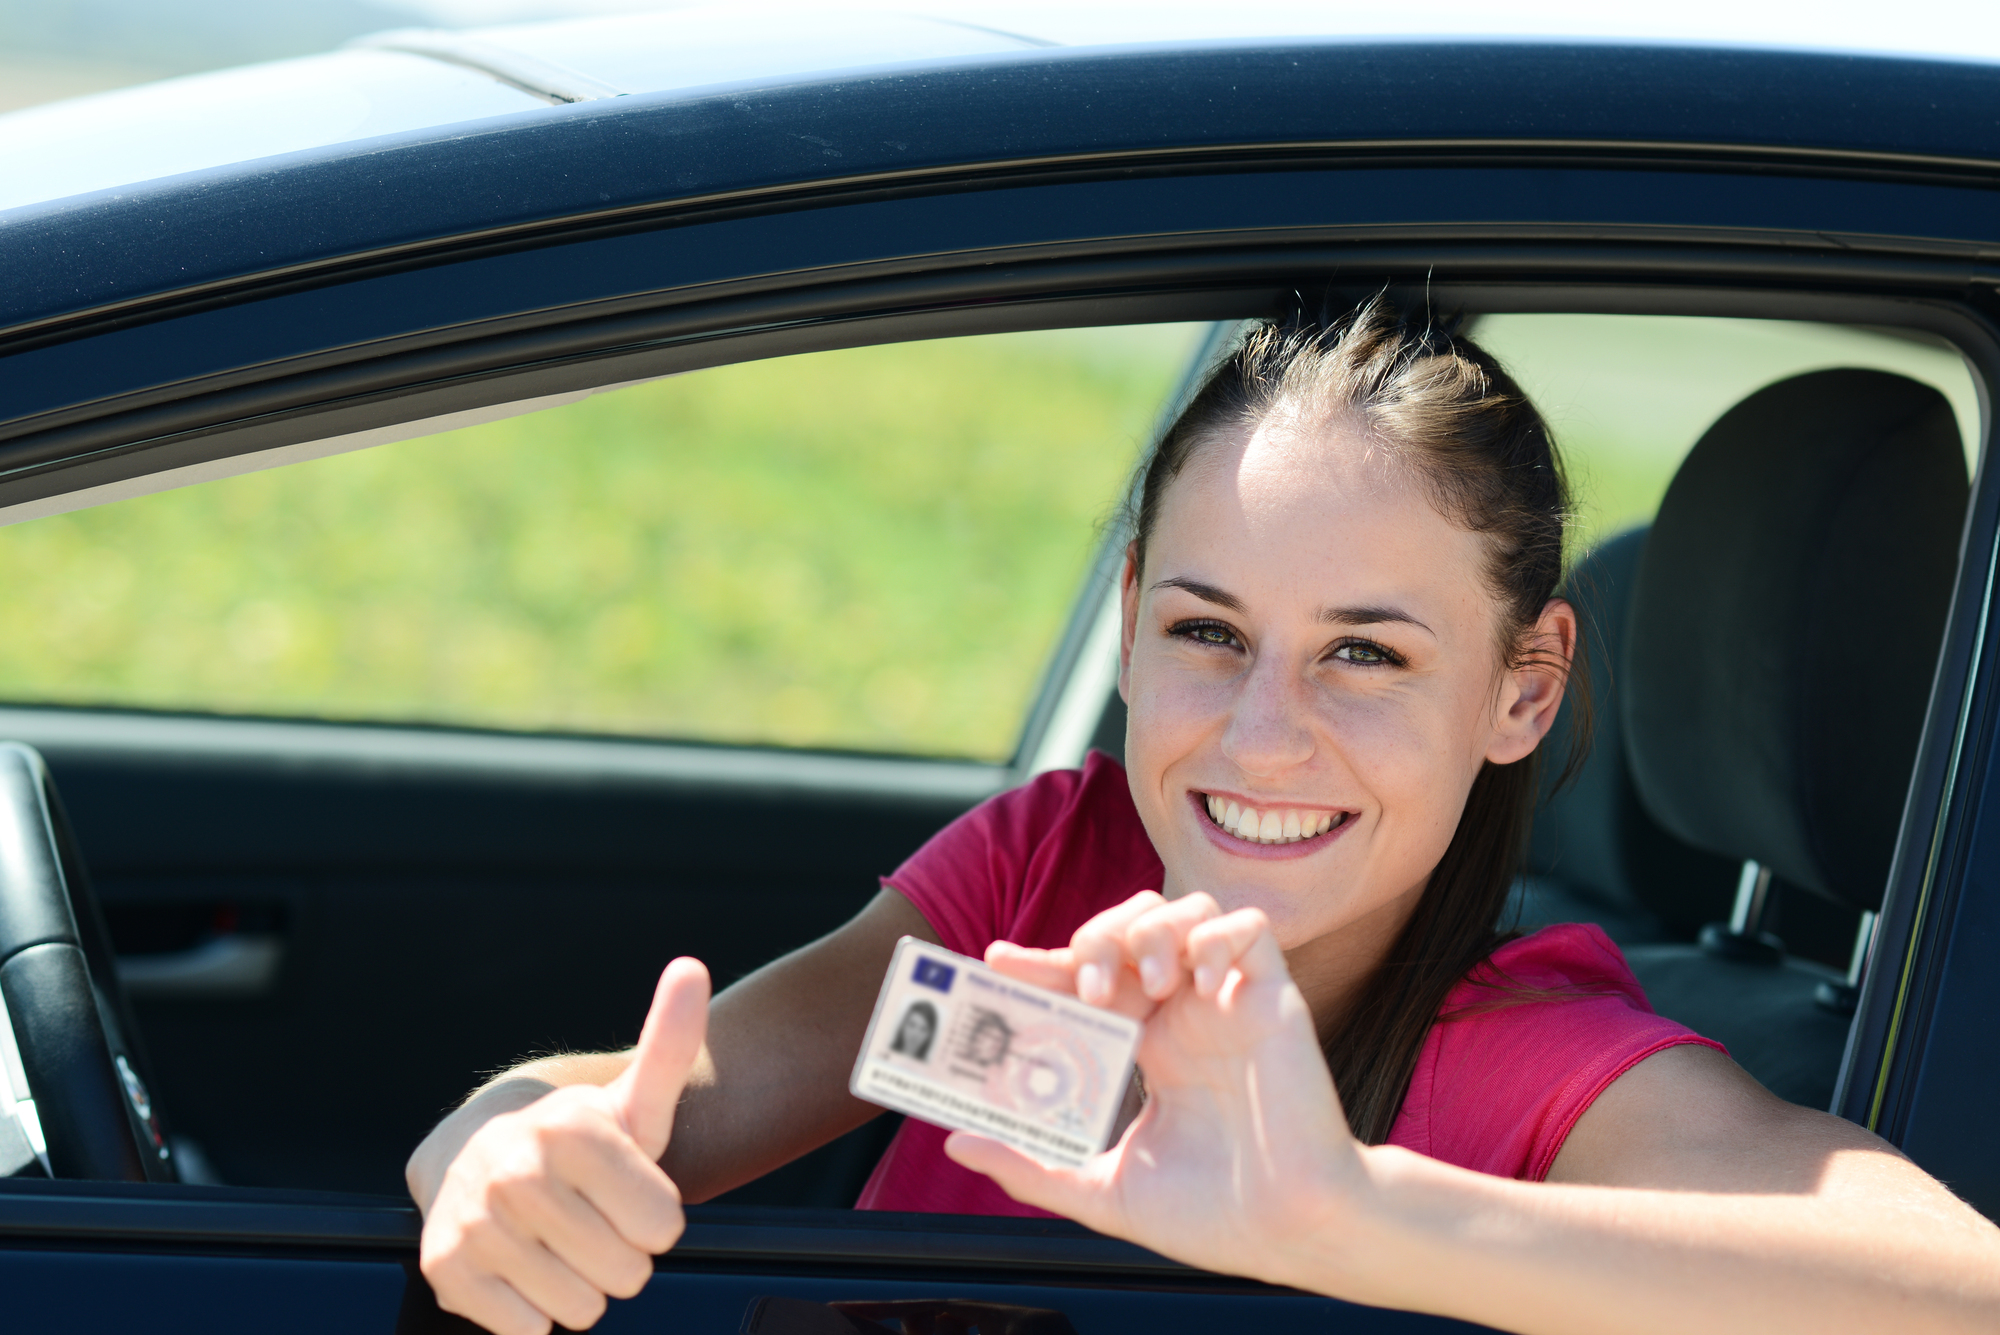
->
xmin=6 ymin=30 xmax=2000 ymax=1335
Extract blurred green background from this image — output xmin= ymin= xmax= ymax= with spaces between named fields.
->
xmin=0 ymin=315 xmax=1977 ymax=760
xmin=1475 ymin=314 xmax=1982 ymax=545
xmin=0 ymin=326 xmax=1200 ymax=759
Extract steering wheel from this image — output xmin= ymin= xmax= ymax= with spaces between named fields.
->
xmin=0 ymin=742 xmax=173 ymax=1181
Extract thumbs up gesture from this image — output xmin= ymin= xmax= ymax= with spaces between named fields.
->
xmin=413 ymin=958 xmax=712 ymax=1335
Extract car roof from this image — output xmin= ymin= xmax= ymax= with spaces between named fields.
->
xmin=4 ymin=7 xmax=2000 ymax=344
xmin=3 ymin=0 xmax=1997 ymax=219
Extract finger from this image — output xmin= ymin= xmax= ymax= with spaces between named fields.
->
xmin=549 ymin=1115 xmax=688 ymax=1256
xmin=500 ymin=1169 xmax=661 ymax=1301
xmin=426 ymin=1265 xmax=553 ymax=1335
xmin=1185 ymin=908 xmax=1284 ymax=998
xmin=942 ymin=1131 xmax=1101 ymax=1228
xmin=455 ymin=1215 xmax=610 ymax=1335
xmin=1069 ymin=890 xmax=1166 ymax=1006
xmin=609 ymin=957 xmax=711 ymax=1158
xmin=1126 ymin=893 xmax=1223 ymax=1000
xmin=984 ymin=941 xmax=1078 ymax=994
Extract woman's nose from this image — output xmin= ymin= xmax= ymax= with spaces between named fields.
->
xmin=1219 ymin=656 xmax=1315 ymax=776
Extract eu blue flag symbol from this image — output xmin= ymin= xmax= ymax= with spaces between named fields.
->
xmin=913 ymin=957 xmax=956 ymax=992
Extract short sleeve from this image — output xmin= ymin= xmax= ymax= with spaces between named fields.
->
xmin=1390 ymin=924 xmax=1726 ymax=1181
xmin=881 ymin=766 xmax=1088 ymax=958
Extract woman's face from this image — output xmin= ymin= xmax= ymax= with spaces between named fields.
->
xmin=1119 ymin=417 xmax=1572 ymax=952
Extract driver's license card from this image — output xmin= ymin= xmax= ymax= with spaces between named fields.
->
xmin=850 ymin=936 xmax=1140 ymax=1168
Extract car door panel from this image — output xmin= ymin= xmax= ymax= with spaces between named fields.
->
xmin=3 ymin=711 xmax=992 ymax=1196
xmin=0 ymin=1182 xmax=1501 ymax=1335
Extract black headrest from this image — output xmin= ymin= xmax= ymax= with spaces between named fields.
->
xmin=1530 ymin=529 xmax=1650 ymax=905
xmin=1531 ymin=528 xmax=1739 ymax=930
xmin=1623 ymin=369 xmax=1967 ymax=912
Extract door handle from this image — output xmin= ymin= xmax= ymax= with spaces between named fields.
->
xmin=115 ymin=932 xmax=282 ymax=998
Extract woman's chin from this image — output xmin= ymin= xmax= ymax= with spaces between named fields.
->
xmin=1192 ymin=879 xmax=1347 ymax=952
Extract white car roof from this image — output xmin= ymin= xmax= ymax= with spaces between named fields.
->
xmin=1 ymin=0 xmax=1994 ymax=216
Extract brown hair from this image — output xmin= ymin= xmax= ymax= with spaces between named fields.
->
xmin=1126 ymin=295 xmax=1586 ymax=1144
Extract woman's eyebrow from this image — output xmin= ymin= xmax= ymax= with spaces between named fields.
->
xmin=1321 ymin=604 xmax=1435 ymax=636
xmin=1151 ymin=576 xmax=1245 ymax=612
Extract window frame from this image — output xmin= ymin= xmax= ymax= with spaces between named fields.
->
xmin=7 ymin=44 xmax=2000 ymax=1270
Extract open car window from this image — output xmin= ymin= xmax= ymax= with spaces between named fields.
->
xmin=0 ymin=307 xmax=1986 ymax=1218
xmin=0 ymin=324 xmax=1206 ymax=762
xmin=1474 ymin=314 xmax=1982 ymax=544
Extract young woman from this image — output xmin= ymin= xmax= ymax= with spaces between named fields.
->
xmin=407 ymin=300 xmax=2000 ymax=1335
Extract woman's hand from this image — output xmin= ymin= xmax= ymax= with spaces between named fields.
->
xmin=410 ymin=958 xmax=710 ymax=1335
xmin=947 ymin=892 xmax=1375 ymax=1290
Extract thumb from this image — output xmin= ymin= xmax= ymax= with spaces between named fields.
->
xmin=608 ymin=957 xmax=710 ymax=1159
xmin=944 ymin=1131 xmax=1098 ymax=1226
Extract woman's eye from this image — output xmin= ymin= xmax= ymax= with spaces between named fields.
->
xmin=1171 ymin=621 xmax=1238 ymax=648
xmin=1334 ymin=641 xmax=1397 ymax=665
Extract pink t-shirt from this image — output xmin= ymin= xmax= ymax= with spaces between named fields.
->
xmin=855 ymin=752 xmax=1721 ymax=1216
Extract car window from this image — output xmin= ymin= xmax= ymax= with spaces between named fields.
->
xmin=1471 ymin=314 xmax=1983 ymax=545
xmin=0 ymin=324 xmax=1206 ymax=761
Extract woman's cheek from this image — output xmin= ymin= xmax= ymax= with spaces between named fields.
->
xmin=1321 ymin=691 xmax=1470 ymax=857
xmin=1127 ymin=655 xmax=1231 ymax=759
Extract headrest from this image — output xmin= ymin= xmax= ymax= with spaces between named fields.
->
xmin=1623 ymin=369 xmax=1967 ymax=912
xmin=1530 ymin=529 xmax=1649 ymax=904
xmin=1530 ymin=528 xmax=1739 ymax=930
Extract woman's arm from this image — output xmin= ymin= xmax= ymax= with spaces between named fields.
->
xmin=1344 ymin=1046 xmax=1999 ymax=1335
xmin=409 ymin=887 xmax=938 ymax=1335
xmin=955 ymin=893 xmax=2000 ymax=1335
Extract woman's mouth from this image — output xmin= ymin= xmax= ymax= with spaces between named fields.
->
xmin=1197 ymin=792 xmax=1352 ymax=846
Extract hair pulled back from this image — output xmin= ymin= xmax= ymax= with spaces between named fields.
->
xmin=1126 ymin=294 xmax=1583 ymax=1144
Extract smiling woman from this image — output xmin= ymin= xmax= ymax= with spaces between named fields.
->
xmin=0 ymin=324 xmax=1201 ymax=759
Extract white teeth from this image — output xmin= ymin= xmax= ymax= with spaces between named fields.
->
xmin=1206 ymin=798 xmax=1344 ymax=844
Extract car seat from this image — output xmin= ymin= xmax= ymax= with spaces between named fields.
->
xmin=1516 ymin=527 xmax=1741 ymax=944
xmin=1617 ymin=368 xmax=1968 ymax=1109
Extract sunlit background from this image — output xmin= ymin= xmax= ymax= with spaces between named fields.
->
xmin=0 ymin=1 xmax=663 ymax=112
xmin=0 ymin=4 xmax=1987 ymax=759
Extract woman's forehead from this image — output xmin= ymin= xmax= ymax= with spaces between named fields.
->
xmin=1167 ymin=424 xmax=1467 ymax=551
xmin=1147 ymin=422 xmax=1496 ymax=630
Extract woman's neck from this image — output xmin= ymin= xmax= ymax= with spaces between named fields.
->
xmin=1282 ymin=882 xmax=1428 ymax=1045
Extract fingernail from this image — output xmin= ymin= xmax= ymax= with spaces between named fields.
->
xmin=1078 ymin=963 xmax=1107 ymax=1003
xmin=1195 ymin=965 xmax=1220 ymax=996
xmin=1138 ymin=955 xmax=1166 ymax=996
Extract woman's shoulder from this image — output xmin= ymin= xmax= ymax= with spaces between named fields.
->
xmin=1391 ymin=923 xmax=1721 ymax=1181
xmin=884 ymin=751 xmax=1160 ymax=955
xmin=1472 ymin=922 xmax=1652 ymax=1007
xmin=933 ymin=750 xmax=1147 ymax=866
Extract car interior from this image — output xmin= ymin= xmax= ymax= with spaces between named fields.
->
xmin=0 ymin=302 xmax=1982 ymax=1211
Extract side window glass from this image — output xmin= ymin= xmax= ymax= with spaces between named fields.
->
xmin=1472 ymin=314 xmax=1982 ymax=545
xmin=0 ymin=325 xmax=1206 ymax=760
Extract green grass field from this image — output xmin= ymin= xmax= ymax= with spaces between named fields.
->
xmin=0 ymin=315 xmax=1975 ymax=761
xmin=0 ymin=325 xmax=1203 ymax=760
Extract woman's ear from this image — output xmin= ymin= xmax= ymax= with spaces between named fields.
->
xmin=1485 ymin=597 xmax=1578 ymax=765
xmin=1117 ymin=543 xmax=1142 ymax=703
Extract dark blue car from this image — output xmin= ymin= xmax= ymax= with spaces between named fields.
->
xmin=0 ymin=7 xmax=1997 ymax=1331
